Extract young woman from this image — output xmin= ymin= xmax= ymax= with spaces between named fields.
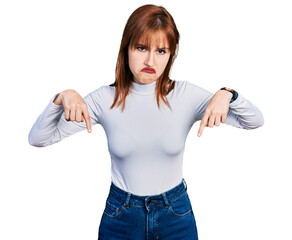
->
xmin=29 ymin=4 xmax=264 ymax=240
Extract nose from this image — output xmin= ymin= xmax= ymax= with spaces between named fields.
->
xmin=144 ymin=51 xmax=154 ymax=67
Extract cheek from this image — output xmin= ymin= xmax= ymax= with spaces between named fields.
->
xmin=128 ymin=52 xmax=141 ymax=73
xmin=157 ymin=56 xmax=170 ymax=73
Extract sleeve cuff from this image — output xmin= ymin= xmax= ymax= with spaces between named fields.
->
xmin=229 ymin=94 xmax=243 ymax=109
xmin=50 ymin=93 xmax=64 ymax=111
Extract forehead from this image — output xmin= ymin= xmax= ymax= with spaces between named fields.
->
xmin=132 ymin=30 xmax=169 ymax=48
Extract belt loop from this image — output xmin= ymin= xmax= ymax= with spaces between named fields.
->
xmin=162 ymin=192 xmax=169 ymax=207
xmin=124 ymin=193 xmax=131 ymax=208
xmin=182 ymin=178 xmax=187 ymax=191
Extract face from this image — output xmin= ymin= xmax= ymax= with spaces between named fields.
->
xmin=128 ymin=31 xmax=171 ymax=85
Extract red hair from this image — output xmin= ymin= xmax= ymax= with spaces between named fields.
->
xmin=110 ymin=4 xmax=180 ymax=111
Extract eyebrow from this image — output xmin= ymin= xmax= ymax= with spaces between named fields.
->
xmin=136 ymin=43 xmax=169 ymax=49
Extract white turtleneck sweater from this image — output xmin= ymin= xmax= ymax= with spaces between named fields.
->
xmin=28 ymin=80 xmax=264 ymax=196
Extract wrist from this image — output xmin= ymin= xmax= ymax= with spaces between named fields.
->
xmin=220 ymin=87 xmax=238 ymax=103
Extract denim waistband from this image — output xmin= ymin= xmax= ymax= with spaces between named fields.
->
xmin=107 ymin=178 xmax=188 ymax=209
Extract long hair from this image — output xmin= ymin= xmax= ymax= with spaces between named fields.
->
xmin=110 ymin=4 xmax=180 ymax=111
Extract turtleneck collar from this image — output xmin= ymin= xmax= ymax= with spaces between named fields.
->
xmin=131 ymin=80 xmax=156 ymax=95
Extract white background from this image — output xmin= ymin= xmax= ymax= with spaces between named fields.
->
xmin=0 ymin=0 xmax=291 ymax=239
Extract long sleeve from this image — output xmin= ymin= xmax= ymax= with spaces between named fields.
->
xmin=187 ymin=81 xmax=264 ymax=130
xmin=224 ymin=94 xmax=264 ymax=129
xmin=27 ymin=80 xmax=264 ymax=195
xmin=28 ymin=90 xmax=101 ymax=147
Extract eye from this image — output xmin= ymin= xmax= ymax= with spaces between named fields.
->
xmin=137 ymin=46 xmax=146 ymax=51
xmin=157 ymin=49 xmax=166 ymax=55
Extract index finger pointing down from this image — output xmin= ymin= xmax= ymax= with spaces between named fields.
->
xmin=83 ymin=109 xmax=92 ymax=133
xmin=197 ymin=114 xmax=209 ymax=137
xmin=197 ymin=121 xmax=206 ymax=137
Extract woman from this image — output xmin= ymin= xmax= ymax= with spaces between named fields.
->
xmin=29 ymin=4 xmax=264 ymax=240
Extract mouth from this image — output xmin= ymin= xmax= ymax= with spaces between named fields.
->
xmin=141 ymin=68 xmax=156 ymax=74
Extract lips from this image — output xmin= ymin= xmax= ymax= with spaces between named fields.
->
xmin=141 ymin=68 xmax=156 ymax=74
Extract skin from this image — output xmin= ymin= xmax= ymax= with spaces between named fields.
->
xmin=197 ymin=90 xmax=232 ymax=137
xmin=128 ymin=34 xmax=171 ymax=85
xmin=53 ymin=89 xmax=92 ymax=133
xmin=53 ymin=32 xmax=233 ymax=136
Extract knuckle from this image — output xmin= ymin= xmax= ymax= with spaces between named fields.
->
xmin=212 ymin=110 xmax=220 ymax=115
xmin=84 ymin=111 xmax=90 ymax=118
xmin=83 ymin=108 xmax=89 ymax=115
xmin=84 ymin=112 xmax=90 ymax=119
xmin=71 ymin=103 xmax=76 ymax=109
xmin=205 ymin=109 xmax=211 ymax=114
xmin=64 ymin=105 xmax=70 ymax=110
xmin=202 ymin=116 xmax=208 ymax=121
xmin=78 ymin=102 xmax=85 ymax=108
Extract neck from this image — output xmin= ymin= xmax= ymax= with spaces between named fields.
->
xmin=131 ymin=79 xmax=156 ymax=95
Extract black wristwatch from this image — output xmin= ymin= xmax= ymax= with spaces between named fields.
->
xmin=220 ymin=87 xmax=238 ymax=103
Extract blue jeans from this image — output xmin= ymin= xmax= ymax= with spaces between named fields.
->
xmin=98 ymin=178 xmax=198 ymax=240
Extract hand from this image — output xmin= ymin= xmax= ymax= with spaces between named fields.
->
xmin=197 ymin=90 xmax=232 ymax=137
xmin=54 ymin=89 xmax=92 ymax=133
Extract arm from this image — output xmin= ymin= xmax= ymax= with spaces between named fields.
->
xmin=224 ymin=93 xmax=265 ymax=130
xmin=28 ymin=89 xmax=101 ymax=147
xmin=186 ymin=82 xmax=264 ymax=136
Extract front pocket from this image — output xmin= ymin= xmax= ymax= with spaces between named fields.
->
xmin=103 ymin=195 xmax=125 ymax=218
xmin=168 ymin=192 xmax=193 ymax=218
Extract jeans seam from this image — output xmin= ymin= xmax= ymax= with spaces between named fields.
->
xmin=169 ymin=191 xmax=187 ymax=203
xmin=109 ymin=193 xmax=124 ymax=203
xmin=109 ymin=190 xmax=186 ymax=207
xmin=103 ymin=205 xmax=125 ymax=219
xmin=168 ymin=206 xmax=193 ymax=218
